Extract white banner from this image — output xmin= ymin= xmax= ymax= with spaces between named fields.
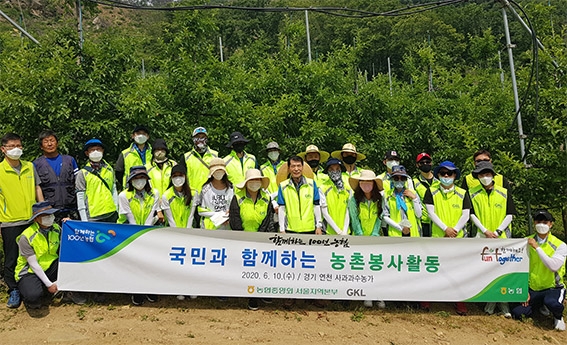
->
xmin=58 ymin=221 xmax=529 ymax=302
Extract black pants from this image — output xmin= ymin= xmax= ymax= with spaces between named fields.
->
xmin=422 ymin=223 xmax=432 ymax=237
xmin=18 ymin=260 xmax=58 ymax=306
xmin=1 ymin=224 xmax=29 ymax=291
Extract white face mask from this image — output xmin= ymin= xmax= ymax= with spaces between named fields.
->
xmin=247 ymin=180 xmax=263 ymax=192
xmin=134 ymin=134 xmax=148 ymax=145
xmin=154 ymin=150 xmax=166 ymax=161
xmin=479 ymin=176 xmax=493 ymax=186
xmin=386 ymin=160 xmax=399 ymax=170
xmin=89 ymin=150 xmax=103 ymax=162
xmin=212 ymin=170 xmax=225 ymax=181
xmin=40 ymin=214 xmax=55 ymax=227
xmin=132 ymin=179 xmax=147 ymax=191
xmin=267 ymin=151 xmax=280 ymax=162
xmin=172 ymin=176 xmax=185 ymax=187
xmin=535 ymin=223 xmax=550 ymax=235
xmin=5 ymin=147 xmax=23 ymax=160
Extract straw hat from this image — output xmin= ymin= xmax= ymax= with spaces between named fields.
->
xmin=331 ymin=143 xmax=366 ymax=161
xmin=236 ymin=169 xmax=270 ymax=189
xmin=348 ymin=170 xmax=383 ymax=191
xmin=297 ymin=145 xmax=330 ymax=162
xmin=276 ymin=162 xmax=314 ymax=185
xmin=208 ymin=157 xmax=227 ymax=178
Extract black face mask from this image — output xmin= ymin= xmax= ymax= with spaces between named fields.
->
xmin=233 ymin=143 xmax=246 ymax=153
xmin=307 ymin=160 xmax=319 ymax=169
xmin=343 ymin=156 xmax=357 ymax=165
xmin=419 ymin=164 xmax=432 ymax=173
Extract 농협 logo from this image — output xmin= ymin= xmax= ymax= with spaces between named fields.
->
xmin=96 ymin=229 xmax=117 ymax=243
xmin=480 ymin=246 xmax=523 ymax=265
xmin=248 ymin=286 xmax=255 ymax=294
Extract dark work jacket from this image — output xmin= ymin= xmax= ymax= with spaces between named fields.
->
xmin=34 ymin=155 xmax=77 ymax=210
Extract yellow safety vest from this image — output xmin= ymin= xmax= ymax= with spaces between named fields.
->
xmin=280 ymin=178 xmax=316 ymax=232
xmin=0 ymin=159 xmax=35 ymax=223
xmin=224 ymin=151 xmax=257 ymax=186
xmin=469 ymin=184 xmax=509 ymax=238
xmin=120 ymin=144 xmax=152 ymax=188
xmin=147 ymin=160 xmax=176 ymax=197
xmin=118 ymin=189 xmax=157 ymax=225
xmin=184 ymin=148 xmax=218 ymax=192
xmin=384 ymin=188 xmax=421 ymax=237
xmin=465 ymin=173 xmax=504 ymax=191
xmin=15 ymin=222 xmax=60 ymax=282
xmin=528 ymin=234 xmax=566 ymax=291
xmin=413 ymin=176 xmax=439 ymax=224
xmin=430 ymin=185 xmax=467 ymax=238
xmin=260 ymin=160 xmax=285 ymax=195
xmin=235 ymin=188 xmax=271 ymax=232
xmin=321 ymin=180 xmax=351 ymax=235
xmin=82 ymin=161 xmax=117 ymax=218
xmin=163 ymin=187 xmax=193 ymax=228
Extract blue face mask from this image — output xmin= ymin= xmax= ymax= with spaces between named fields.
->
xmin=440 ymin=177 xmax=454 ymax=187
xmin=393 ymin=181 xmax=405 ymax=190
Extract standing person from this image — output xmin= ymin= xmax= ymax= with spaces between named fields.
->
xmin=183 ymin=126 xmax=218 ymax=192
xmin=224 ymin=131 xmax=257 ymax=186
xmin=76 ymin=139 xmax=119 ymax=223
xmin=162 ymin=164 xmax=196 ymax=229
xmin=412 ymin=152 xmax=438 ymax=237
xmin=115 ymin=125 xmax=152 ymax=190
xmin=348 ymin=169 xmax=385 ymax=309
xmin=378 ymin=150 xmax=402 ymax=194
xmin=462 ymin=149 xmax=511 ymax=192
xmin=382 ymin=166 xmax=422 ymax=237
xmin=469 ymin=161 xmax=516 ymax=318
xmin=260 ymin=142 xmax=285 ymax=197
xmin=0 ymin=133 xmax=44 ymax=308
xmin=331 ymin=143 xmax=365 ymax=178
xmin=229 ymin=169 xmax=273 ymax=311
xmin=511 ymin=210 xmax=565 ymax=331
xmin=423 ymin=160 xmax=471 ymax=315
xmin=320 ymin=158 xmax=351 ymax=235
xmin=297 ymin=144 xmax=330 ymax=185
xmin=196 ymin=158 xmax=234 ymax=230
xmin=14 ymin=202 xmax=68 ymax=309
xmin=33 ymin=130 xmax=79 ymax=222
xmin=147 ymin=139 xmax=176 ymax=224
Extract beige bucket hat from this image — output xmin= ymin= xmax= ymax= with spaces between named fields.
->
xmin=236 ymin=169 xmax=270 ymax=189
xmin=208 ymin=157 xmax=227 ymax=178
xmin=297 ymin=144 xmax=330 ymax=162
xmin=348 ymin=169 xmax=384 ymax=191
xmin=331 ymin=143 xmax=366 ymax=161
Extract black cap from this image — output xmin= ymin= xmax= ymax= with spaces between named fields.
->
xmin=171 ymin=164 xmax=186 ymax=176
xmin=472 ymin=161 xmax=496 ymax=178
xmin=133 ymin=125 xmax=150 ymax=135
xmin=533 ymin=209 xmax=555 ymax=222
xmin=323 ymin=158 xmax=346 ymax=174
xmin=226 ymin=131 xmax=250 ymax=148
xmin=384 ymin=150 xmax=399 ymax=160
xmin=152 ymin=138 xmax=168 ymax=153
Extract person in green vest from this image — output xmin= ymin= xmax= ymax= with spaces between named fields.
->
xmin=378 ymin=150 xmax=401 ymax=193
xmin=115 ymin=125 xmax=152 ymax=191
xmin=348 ymin=169 xmax=385 ymax=309
xmin=161 ymin=164 xmax=196 ymax=229
xmin=14 ymin=202 xmax=62 ymax=309
xmin=511 ymin=210 xmax=565 ymax=331
xmin=297 ymin=144 xmax=330 ymax=185
xmin=260 ymin=141 xmax=285 ymax=197
xmin=461 ymin=149 xmax=511 ymax=192
xmin=413 ymin=152 xmax=439 ymax=237
xmin=229 ymin=169 xmax=274 ymax=311
xmin=183 ymin=126 xmax=219 ymax=192
xmin=147 ymin=139 xmax=177 ymax=224
xmin=469 ymin=161 xmax=516 ymax=318
xmin=423 ymin=160 xmax=471 ymax=315
xmin=331 ymin=143 xmax=365 ymax=179
xmin=382 ymin=165 xmax=422 ymax=237
xmin=320 ymin=158 xmax=352 ymax=235
xmin=76 ymin=139 xmax=119 ymax=223
xmin=1 ymin=133 xmax=44 ymax=308
xmin=196 ymin=158 xmax=234 ymax=230
xmin=224 ymin=131 xmax=257 ymax=186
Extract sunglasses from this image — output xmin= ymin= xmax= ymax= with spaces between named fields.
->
xmin=392 ymin=176 xmax=407 ymax=181
xmin=438 ymin=170 xmax=454 ymax=177
xmin=418 ymin=160 xmax=432 ymax=165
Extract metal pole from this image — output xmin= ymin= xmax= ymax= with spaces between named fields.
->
xmin=388 ymin=57 xmax=392 ymax=96
xmin=305 ymin=10 xmax=312 ymax=63
xmin=219 ymin=36 xmax=224 ymax=62
xmin=76 ymin=0 xmax=84 ymax=50
xmin=0 ymin=9 xmax=40 ymax=45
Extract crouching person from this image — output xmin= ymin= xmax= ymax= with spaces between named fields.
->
xmin=15 ymin=202 xmax=61 ymax=309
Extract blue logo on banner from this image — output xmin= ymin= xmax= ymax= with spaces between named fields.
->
xmin=60 ymin=220 xmax=155 ymax=263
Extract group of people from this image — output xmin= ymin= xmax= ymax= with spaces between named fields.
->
xmin=0 ymin=126 xmax=564 ymax=330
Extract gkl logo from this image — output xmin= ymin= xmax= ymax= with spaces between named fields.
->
xmin=480 ymin=246 xmax=523 ymax=265
xmin=96 ymin=229 xmax=117 ymax=243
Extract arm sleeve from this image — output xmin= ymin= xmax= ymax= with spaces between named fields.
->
xmin=470 ymin=214 xmax=488 ymax=234
xmin=278 ymin=205 xmax=286 ymax=232
xmin=426 ymin=204 xmax=447 ymax=231
xmin=412 ymin=195 xmax=422 ymax=218
xmin=348 ymin=197 xmax=363 ymax=236
xmin=314 ymin=205 xmax=322 ymax=225
xmin=322 ymin=206 xmax=341 ymax=234
xmin=111 ymin=175 xmax=119 ymax=209
xmin=228 ymin=196 xmax=243 ymax=231
xmin=454 ymin=208 xmax=470 ymax=232
xmin=535 ymin=242 xmax=567 ymax=272
xmin=76 ymin=191 xmax=88 ymax=221
xmin=27 ymin=255 xmax=54 ymax=287
xmin=381 ymin=196 xmax=402 ymax=231
xmin=162 ymin=195 xmax=177 ymax=228
xmin=497 ymin=214 xmax=513 ymax=232
xmin=341 ymin=206 xmax=350 ymax=235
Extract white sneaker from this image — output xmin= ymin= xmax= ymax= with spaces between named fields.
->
xmin=363 ymin=300 xmax=373 ymax=308
xmin=484 ymin=302 xmax=496 ymax=315
xmin=189 ymin=295 xmax=198 ymax=299
xmin=176 ymin=295 xmax=185 ymax=300
xmin=554 ymin=318 xmax=566 ymax=331
xmin=499 ymin=302 xmax=511 ymax=318
xmin=376 ymin=300 xmax=386 ymax=309
xmin=540 ymin=305 xmax=551 ymax=316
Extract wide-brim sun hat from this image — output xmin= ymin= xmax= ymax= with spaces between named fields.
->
xmin=226 ymin=131 xmax=250 ymax=148
xmin=433 ymin=160 xmax=461 ymax=180
xmin=29 ymin=201 xmax=59 ymax=221
xmin=349 ymin=169 xmax=384 ymax=191
xmin=127 ymin=165 xmax=150 ymax=183
xmin=472 ymin=161 xmax=496 ymax=178
xmin=208 ymin=157 xmax=227 ymax=178
xmin=297 ymin=145 xmax=330 ymax=162
xmin=236 ymin=169 xmax=270 ymax=189
xmin=276 ymin=162 xmax=314 ymax=185
xmin=331 ymin=143 xmax=366 ymax=161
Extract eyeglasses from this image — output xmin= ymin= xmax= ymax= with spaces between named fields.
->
xmin=392 ymin=176 xmax=407 ymax=181
xmin=475 ymin=159 xmax=490 ymax=164
xmin=438 ymin=170 xmax=454 ymax=177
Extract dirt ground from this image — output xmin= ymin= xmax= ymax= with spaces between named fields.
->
xmin=0 ymin=289 xmax=565 ymax=345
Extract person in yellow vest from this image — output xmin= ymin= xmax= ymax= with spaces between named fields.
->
xmin=469 ymin=161 xmax=516 ymax=317
xmin=297 ymin=144 xmax=330 ymax=185
xmin=224 ymin=131 xmax=257 ymax=186
xmin=462 ymin=149 xmax=511 ymax=192
xmin=511 ymin=210 xmax=565 ymax=331
xmin=147 ymin=139 xmax=177 ymax=224
xmin=115 ymin=125 xmax=152 ymax=191
xmin=423 ymin=160 xmax=471 ymax=315
xmin=320 ymin=158 xmax=352 ymax=235
xmin=162 ymin=164 xmax=196 ymax=228
xmin=76 ymin=139 xmax=119 ymax=223
xmin=331 ymin=143 xmax=365 ymax=178
xmin=348 ymin=169 xmax=385 ymax=309
xmin=196 ymin=158 xmax=234 ymax=230
xmin=183 ymin=126 xmax=219 ymax=192
xmin=260 ymin=142 xmax=285 ymax=197
xmin=413 ymin=152 xmax=439 ymax=237
xmin=1 ymin=133 xmax=44 ymax=308
xmin=14 ymin=202 xmax=62 ymax=309
xmin=382 ymin=165 xmax=422 ymax=237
